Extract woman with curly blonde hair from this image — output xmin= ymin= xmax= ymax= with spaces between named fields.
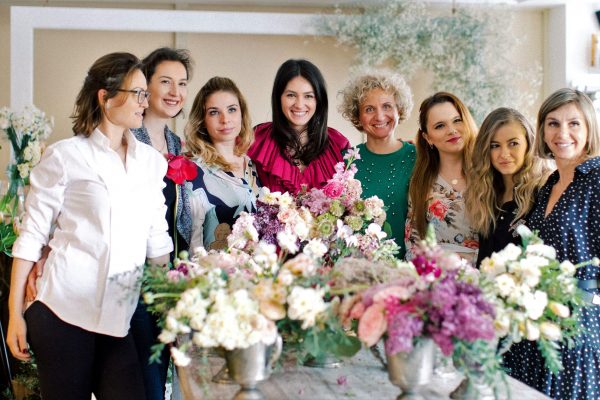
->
xmin=339 ymin=68 xmax=415 ymax=257
xmin=185 ymin=77 xmax=260 ymax=251
xmin=405 ymin=92 xmax=479 ymax=262
xmin=465 ymin=107 xmax=549 ymax=266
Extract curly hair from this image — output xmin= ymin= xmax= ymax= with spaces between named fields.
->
xmin=408 ymin=92 xmax=478 ymax=238
xmin=185 ymin=77 xmax=253 ymax=170
xmin=465 ymin=108 xmax=550 ymax=237
xmin=535 ymin=88 xmax=600 ymax=159
xmin=338 ymin=68 xmax=413 ymax=131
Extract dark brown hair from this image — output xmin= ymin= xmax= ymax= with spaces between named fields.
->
xmin=71 ymin=52 xmax=143 ymax=136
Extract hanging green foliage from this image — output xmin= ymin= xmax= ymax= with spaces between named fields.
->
xmin=317 ymin=0 xmax=542 ymax=123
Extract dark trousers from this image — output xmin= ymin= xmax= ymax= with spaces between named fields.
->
xmin=24 ymin=301 xmax=146 ymax=400
xmin=130 ymin=300 xmax=170 ymax=400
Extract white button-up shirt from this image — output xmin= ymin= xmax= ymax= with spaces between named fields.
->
xmin=12 ymin=128 xmax=173 ymax=337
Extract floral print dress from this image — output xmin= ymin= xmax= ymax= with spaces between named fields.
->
xmin=404 ymin=176 xmax=479 ymax=262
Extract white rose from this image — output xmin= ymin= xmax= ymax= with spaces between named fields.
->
xmin=525 ymin=320 xmax=540 ymax=341
xmin=525 ymin=244 xmax=556 ymax=260
xmin=495 ymin=273 xmax=517 ymax=298
xmin=516 ymin=225 xmax=533 ymax=240
xmin=277 ymin=231 xmax=299 ymax=254
xmin=523 ymin=290 xmax=548 ymax=320
xmin=287 ymin=286 xmax=326 ymax=329
xmin=158 ymin=329 xmax=177 ymax=344
xmin=170 ymin=347 xmax=191 ymax=367
xmin=548 ymin=301 xmax=570 ymax=318
xmin=303 ymin=238 xmax=328 ymax=259
xmin=559 ymin=260 xmax=576 ymax=276
xmin=540 ymin=322 xmax=562 ymax=341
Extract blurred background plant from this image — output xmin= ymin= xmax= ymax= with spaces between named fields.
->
xmin=317 ymin=0 xmax=542 ymax=123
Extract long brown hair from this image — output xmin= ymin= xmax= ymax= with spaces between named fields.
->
xmin=465 ymin=108 xmax=549 ymax=237
xmin=409 ymin=92 xmax=477 ymax=238
xmin=71 ymin=52 xmax=142 ymax=136
xmin=185 ymin=77 xmax=253 ymax=170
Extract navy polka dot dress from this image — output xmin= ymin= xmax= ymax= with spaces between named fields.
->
xmin=503 ymin=157 xmax=600 ymax=400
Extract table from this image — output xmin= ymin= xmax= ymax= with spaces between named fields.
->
xmin=175 ymin=348 xmax=551 ymax=400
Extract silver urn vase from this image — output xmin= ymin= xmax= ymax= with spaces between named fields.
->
xmin=225 ymin=336 xmax=283 ymax=400
xmin=385 ymin=338 xmax=436 ymax=400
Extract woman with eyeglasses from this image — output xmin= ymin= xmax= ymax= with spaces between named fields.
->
xmin=404 ymin=92 xmax=479 ymax=263
xmin=6 ymin=52 xmax=172 ymax=399
xmin=248 ymin=59 xmax=349 ymax=194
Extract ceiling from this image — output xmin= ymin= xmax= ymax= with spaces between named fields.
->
xmin=0 ymin=0 xmax=576 ymax=8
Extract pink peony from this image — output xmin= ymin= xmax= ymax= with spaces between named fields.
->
xmin=358 ymin=303 xmax=387 ymax=346
xmin=322 ymin=181 xmax=345 ymax=199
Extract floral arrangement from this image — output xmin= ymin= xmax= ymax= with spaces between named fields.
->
xmin=0 ymin=105 xmax=53 ymax=256
xmin=142 ymin=242 xmax=361 ymax=367
xmin=338 ymin=225 xmax=500 ymax=384
xmin=316 ymin=0 xmax=542 ymax=122
xmin=479 ymin=226 xmax=592 ymax=374
xmin=227 ymin=148 xmax=399 ymax=265
xmin=0 ymin=106 xmax=53 ymax=190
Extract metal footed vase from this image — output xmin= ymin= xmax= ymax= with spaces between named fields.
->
xmin=385 ymin=338 xmax=436 ymax=400
xmin=225 ymin=336 xmax=283 ymax=400
xmin=450 ymin=375 xmax=495 ymax=400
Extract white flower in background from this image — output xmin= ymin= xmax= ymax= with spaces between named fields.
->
xmin=228 ymin=212 xmax=258 ymax=249
xmin=363 ymin=196 xmax=385 ymax=219
xmin=494 ymin=308 xmax=511 ymax=336
xmin=252 ymin=242 xmax=279 ymax=275
xmin=559 ymin=260 xmax=576 ymax=276
xmin=525 ymin=243 xmax=556 ymax=260
xmin=494 ymin=243 xmax=522 ymax=264
xmin=277 ymin=230 xmax=299 ymax=254
xmin=0 ymin=107 xmax=10 ymax=129
xmin=282 ymin=253 xmax=317 ymax=278
xmin=522 ymin=290 xmax=548 ymax=320
xmin=158 ymin=329 xmax=177 ymax=344
xmin=548 ymin=302 xmax=570 ymax=318
xmin=540 ymin=322 xmax=562 ymax=341
xmin=525 ymin=320 xmax=540 ymax=341
xmin=516 ymin=224 xmax=533 ymax=240
xmin=17 ymin=163 xmax=30 ymax=179
xmin=303 ymin=238 xmax=327 ymax=259
xmin=277 ymin=268 xmax=294 ymax=286
xmin=512 ymin=255 xmax=546 ymax=287
xmin=365 ymin=223 xmax=387 ymax=240
xmin=287 ymin=286 xmax=327 ymax=329
xmin=170 ymin=347 xmax=191 ymax=367
xmin=495 ymin=273 xmax=517 ymax=298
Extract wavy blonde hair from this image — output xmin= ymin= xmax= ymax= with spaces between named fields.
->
xmin=185 ymin=77 xmax=253 ymax=170
xmin=466 ymin=108 xmax=549 ymax=237
xmin=408 ymin=92 xmax=478 ymax=238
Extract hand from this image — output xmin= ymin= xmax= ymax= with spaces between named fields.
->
xmin=7 ymin=315 xmax=30 ymax=361
xmin=25 ymin=245 xmax=50 ymax=302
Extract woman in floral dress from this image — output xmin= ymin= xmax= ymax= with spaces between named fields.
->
xmin=502 ymin=88 xmax=600 ymax=400
xmin=404 ymin=92 xmax=479 ymax=262
xmin=185 ymin=77 xmax=261 ymax=251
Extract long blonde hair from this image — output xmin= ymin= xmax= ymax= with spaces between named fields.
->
xmin=409 ymin=92 xmax=478 ymax=238
xmin=185 ymin=77 xmax=253 ymax=170
xmin=466 ymin=108 xmax=549 ymax=237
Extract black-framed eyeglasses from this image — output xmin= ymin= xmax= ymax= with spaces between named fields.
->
xmin=117 ymin=88 xmax=151 ymax=104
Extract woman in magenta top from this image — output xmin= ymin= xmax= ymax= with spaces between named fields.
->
xmin=248 ymin=59 xmax=350 ymax=194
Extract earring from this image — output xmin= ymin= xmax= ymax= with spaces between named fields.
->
xmin=428 ymin=143 xmax=433 ymax=149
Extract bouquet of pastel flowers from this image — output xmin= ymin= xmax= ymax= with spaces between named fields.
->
xmin=479 ymin=225 xmax=593 ymax=374
xmin=228 ymin=148 xmax=399 ymax=268
xmin=142 ymin=240 xmax=361 ymax=367
xmin=338 ymin=226 xmax=500 ymax=382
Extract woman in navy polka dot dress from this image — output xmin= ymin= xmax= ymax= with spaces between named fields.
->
xmin=502 ymin=88 xmax=600 ymax=399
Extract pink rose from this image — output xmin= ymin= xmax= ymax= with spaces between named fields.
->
xmin=349 ymin=301 xmax=366 ymax=320
xmin=358 ymin=303 xmax=387 ymax=347
xmin=322 ymin=181 xmax=344 ymax=199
